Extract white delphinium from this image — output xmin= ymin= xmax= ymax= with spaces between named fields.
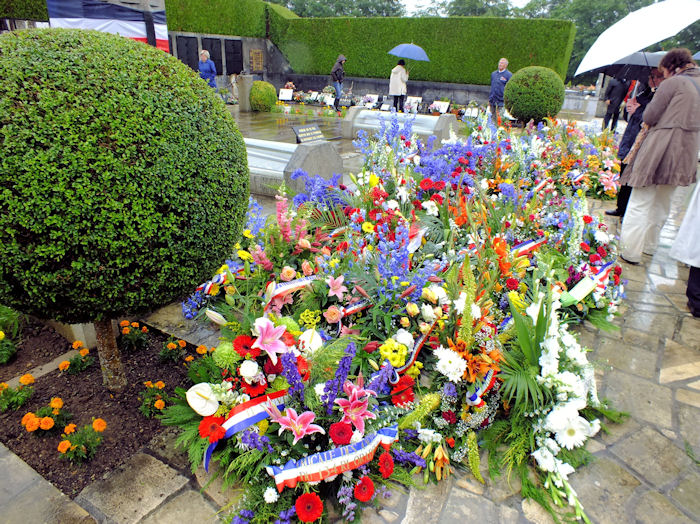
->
xmin=433 ymin=346 xmax=467 ymax=382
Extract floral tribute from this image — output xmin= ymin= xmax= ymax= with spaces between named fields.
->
xmin=164 ymin=114 xmax=626 ymax=523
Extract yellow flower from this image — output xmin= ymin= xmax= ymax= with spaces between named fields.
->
xmin=400 ymin=317 xmax=410 ymax=328
xmin=328 ymin=258 xmax=339 ymax=269
xmin=405 ymin=361 xmax=423 ymax=379
xmin=0 ymin=331 xmax=4 ymax=341
xmin=58 ymin=440 xmax=71 ymax=454
xmin=144 ymin=380 xmax=153 ymax=388
xmin=405 ymin=302 xmax=419 ymax=317
xmin=184 ymin=355 xmax=194 ymax=362
xmin=21 ymin=412 xmax=36 ymax=426
xmin=40 ymin=417 xmax=55 ymax=430
xmin=178 ymin=340 xmax=187 ymax=348
xmin=362 ymin=222 xmax=375 ymax=234
xmin=237 ymin=250 xmax=254 ymax=262
xmin=122 ymin=327 xmax=131 ymax=335
xmin=242 ymin=229 xmax=254 ymax=239
xmin=50 ymin=397 xmax=64 ymax=410
xmin=166 ymin=342 xmax=177 ymax=350
xmin=25 ymin=417 xmax=40 ymax=432
xmin=368 ymin=172 xmax=380 ymax=187
xmin=19 ymin=374 xmax=34 ymax=386
xmin=119 ymin=320 xmax=130 ymax=327
xmin=141 ymin=326 xmax=148 ymax=333
xmin=208 ymin=283 xmax=220 ymax=296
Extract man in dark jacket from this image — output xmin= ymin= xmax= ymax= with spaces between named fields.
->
xmin=602 ymin=77 xmax=629 ymax=132
xmin=606 ymin=69 xmax=665 ymax=216
xmin=330 ymin=54 xmax=346 ymax=112
xmin=489 ymin=58 xmax=512 ymax=119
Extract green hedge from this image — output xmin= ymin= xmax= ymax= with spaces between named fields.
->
xmin=0 ymin=0 xmax=48 ymax=20
xmin=268 ymin=14 xmax=575 ymax=84
xmin=164 ymin=0 xmax=267 ymax=37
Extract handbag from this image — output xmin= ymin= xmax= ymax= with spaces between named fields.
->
xmin=622 ymin=123 xmax=649 ymax=164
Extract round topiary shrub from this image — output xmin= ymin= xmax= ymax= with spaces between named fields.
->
xmin=249 ymin=80 xmax=277 ymax=111
xmin=503 ymin=66 xmax=565 ymax=123
xmin=0 ymin=28 xmax=249 ymax=325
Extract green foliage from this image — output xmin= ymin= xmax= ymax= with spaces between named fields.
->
xmin=160 ymin=337 xmax=186 ymax=363
xmin=188 ymin=354 xmax=224 ymax=384
xmin=0 ymin=0 xmax=47 ymax=20
xmin=0 ymin=337 xmax=17 ymax=364
xmin=504 ymin=66 xmax=565 ymax=123
xmin=283 ymin=0 xmax=404 ymax=17
xmin=58 ymin=421 xmax=105 ymax=463
xmin=164 ymin=0 xmax=267 ymax=37
xmin=0 ymin=29 xmax=249 ymax=324
xmin=64 ymin=352 xmax=95 ymax=375
xmin=138 ymin=381 xmax=168 ymax=418
xmin=118 ymin=321 xmax=150 ymax=352
xmin=249 ymin=80 xmax=278 ymax=111
xmin=0 ymin=305 xmax=23 ymax=339
xmin=0 ymin=384 xmax=33 ymax=411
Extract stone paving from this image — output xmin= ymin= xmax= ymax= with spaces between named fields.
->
xmin=1 ymin=112 xmax=699 ymax=523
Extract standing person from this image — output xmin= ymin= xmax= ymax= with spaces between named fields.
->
xmin=389 ymin=59 xmax=409 ymax=112
xmin=670 ymin=183 xmax=700 ymax=318
xmin=619 ymin=48 xmax=700 ymax=265
xmin=198 ymin=50 xmax=217 ymax=89
xmin=488 ymin=57 xmax=512 ymax=119
xmin=602 ymin=77 xmax=629 ymax=132
xmin=606 ymin=68 xmax=665 ymax=217
xmin=331 ymin=54 xmax=346 ymax=113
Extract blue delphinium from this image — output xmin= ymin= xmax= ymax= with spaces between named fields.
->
xmin=392 ymin=448 xmax=426 ymax=468
xmin=182 ymin=289 xmax=206 ymax=319
xmin=337 ymin=484 xmax=357 ymax=521
xmin=290 ymin=168 xmax=344 ymax=208
xmin=240 ymin=428 xmax=273 ymax=453
xmin=321 ymin=342 xmax=356 ymax=414
xmin=246 ymin=196 xmax=267 ymax=237
xmin=274 ymin=506 xmax=296 ymax=524
xmin=231 ymin=509 xmax=255 ymax=524
xmin=281 ymin=351 xmax=305 ymax=404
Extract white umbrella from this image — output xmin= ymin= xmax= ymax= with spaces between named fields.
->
xmin=575 ymin=0 xmax=700 ymax=76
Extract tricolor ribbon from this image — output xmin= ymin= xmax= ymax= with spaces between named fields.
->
xmin=265 ymin=425 xmax=399 ymax=492
xmin=533 ymin=177 xmax=551 ymax=193
xmin=559 ymin=261 xmax=614 ymax=307
xmin=263 ymin=276 xmax=319 ymax=312
xmin=196 ymin=272 xmax=228 ymax=295
xmin=569 ymin=171 xmax=585 ymax=184
xmin=465 ymin=369 xmax=496 ymax=407
xmin=204 ymin=390 xmax=289 ymax=472
xmin=510 ymin=238 xmax=548 ymax=258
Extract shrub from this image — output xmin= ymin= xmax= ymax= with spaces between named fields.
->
xmin=0 ymin=29 xmax=249 ymax=390
xmin=250 ymin=81 xmax=278 ymax=112
xmin=0 ymin=382 xmax=33 ymax=411
xmin=0 ymin=331 xmax=17 ymax=364
xmin=504 ymin=66 xmax=565 ymax=123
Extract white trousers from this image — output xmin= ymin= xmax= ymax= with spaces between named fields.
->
xmin=620 ymin=185 xmax=675 ymax=262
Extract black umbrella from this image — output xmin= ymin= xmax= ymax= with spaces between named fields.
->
xmin=589 ymin=51 xmax=666 ymax=81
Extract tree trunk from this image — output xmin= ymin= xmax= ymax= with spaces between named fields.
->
xmin=93 ymin=319 xmax=127 ymax=391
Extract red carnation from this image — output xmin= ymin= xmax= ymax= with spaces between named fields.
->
xmin=354 ymin=475 xmax=375 ymax=502
xmin=363 ymin=341 xmax=380 ymax=353
xmin=580 ymin=242 xmax=591 ymax=252
xmin=419 ymin=178 xmax=434 ymax=191
xmin=614 ymin=265 xmax=622 ymax=276
xmin=589 ymin=253 xmax=602 ymax=264
xmin=264 ymin=357 xmax=284 ymax=375
xmin=597 ymin=246 xmax=607 ymax=257
xmin=442 ymin=410 xmax=457 ymax=424
xmin=378 ymin=451 xmax=394 ymax=479
xmin=506 ymin=277 xmax=519 ymax=291
xmin=198 ymin=415 xmax=226 ymax=443
xmin=391 ymin=375 xmax=415 ymax=407
xmin=233 ymin=335 xmax=260 ymax=359
xmin=295 ymin=492 xmax=323 ymax=523
xmin=583 ymin=215 xmax=593 ymax=224
xmin=613 ymin=274 xmax=620 ymax=286
xmin=329 ymin=422 xmax=353 ymax=445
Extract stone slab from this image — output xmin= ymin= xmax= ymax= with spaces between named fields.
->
xmin=676 ymin=388 xmax=700 ymax=408
xmin=660 ymin=339 xmax=700 ymax=384
xmin=0 ymin=444 xmax=42 ymax=505
xmin=75 ymin=453 xmax=188 ymax=524
xmin=140 ymin=488 xmax=219 ymax=524
xmin=195 ymin=464 xmax=246 ymax=509
xmin=622 ymin=312 xmax=676 ymax=339
xmin=403 ymin=477 xmax=452 ymax=524
xmin=603 ymin=370 xmax=673 ymax=428
xmin=678 ymin=317 xmax=700 ymax=350
xmin=146 ymin=427 xmax=192 ymax=472
xmin=6 ymin=349 xmax=78 ymax=388
xmin=648 ymin=273 xmax=688 ymax=294
xmin=596 ymin=338 xmax=657 ymax=379
xmin=625 ymin=290 xmax=672 ymax=306
xmin=610 ymin=427 xmax=692 ymax=488
xmin=670 ymin=471 xmax=700 ymax=517
xmin=521 ymin=498 xmax=555 ymax=524
xmin=144 ymin=302 xmax=221 ymax=349
xmin=678 ymin=404 xmax=700 ymax=457
xmin=633 ymin=491 xmax=694 ymax=524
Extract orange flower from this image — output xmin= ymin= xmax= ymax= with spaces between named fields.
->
xmin=166 ymin=342 xmax=177 ymax=350
xmin=154 ymin=381 xmax=165 ymax=389
xmin=196 ymin=345 xmax=207 ymax=355
xmin=58 ymin=360 xmax=70 ymax=371
xmin=122 ymin=327 xmax=131 ymax=335
xmin=50 ymin=397 xmax=63 ymax=409
xmin=40 ymin=417 xmax=55 ymax=430
xmin=79 ymin=348 xmax=89 ymax=357
xmin=72 ymin=340 xmax=84 ymax=350
xmin=25 ymin=417 xmax=40 ymax=432
xmin=52 ymin=408 xmax=60 ymax=415
xmin=92 ymin=418 xmax=107 ymax=432
xmin=177 ymin=340 xmax=186 ymax=348
xmin=21 ymin=412 xmax=36 ymax=427
xmin=57 ymin=440 xmax=71 ymax=454
xmin=19 ymin=374 xmax=34 ymax=386
xmin=64 ymin=423 xmax=77 ymax=435
xmin=209 ymin=347 xmax=216 ymax=353
xmin=154 ymin=399 xmax=165 ymax=410
xmin=119 ymin=320 xmax=130 ymax=327
xmin=184 ymin=355 xmax=194 ymax=362
xmin=144 ymin=381 xmax=153 ymax=388
xmin=0 ymin=382 xmax=8 ymax=392
xmin=131 ymin=322 xmax=139 ymax=328
xmin=141 ymin=326 xmax=148 ymax=333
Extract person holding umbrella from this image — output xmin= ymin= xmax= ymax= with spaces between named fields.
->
xmin=389 ymin=59 xmax=409 ymax=112
xmin=330 ymin=54 xmax=346 ymax=113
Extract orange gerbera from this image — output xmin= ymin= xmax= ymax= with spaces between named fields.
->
xmin=25 ymin=417 xmax=40 ymax=432
xmin=92 ymin=418 xmax=107 ymax=432
xmin=21 ymin=412 xmax=36 ymax=427
xmin=49 ymin=397 xmax=63 ymax=409
xmin=40 ymin=417 xmax=55 ymax=430
xmin=122 ymin=327 xmax=130 ymax=335
xmin=196 ymin=345 xmax=207 ymax=355
xmin=119 ymin=320 xmax=130 ymax=327
xmin=177 ymin=340 xmax=187 ymax=348
xmin=154 ymin=381 xmax=165 ymax=389
xmin=57 ymin=440 xmax=71 ymax=454
xmin=58 ymin=360 xmax=70 ymax=371
xmin=79 ymin=348 xmax=89 ymax=357
xmin=64 ymin=423 xmax=77 ymax=435
xmin=72 ymin=340 xmax=84 ymax=349
xmin=19 ymin=374 xmax=34 ymax=386
xmin=154 ymin=399 xmax=165 ymax=410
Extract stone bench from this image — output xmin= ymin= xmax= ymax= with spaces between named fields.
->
xmin=244 ymin=138 xmax=343 ymax=197
xmin=341 ymin=107 xmax=459 ymax=144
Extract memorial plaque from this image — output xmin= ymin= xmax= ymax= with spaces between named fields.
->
xmin=293 ymin=125 xmax=325 ymax=143
xmin=338 ymin=96 xmax=353 ymax=108
xmin=380 ymin=103 xmax=391 ymax=111
xmin=250 ymin=49 xmax=264 ymax=72
xmin=279 ymin=88 xmax=293 ymax=101
xmin=432 ymin=100 xmax=450 ymax=114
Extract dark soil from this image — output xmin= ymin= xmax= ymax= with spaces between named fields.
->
xmin=0 ymin=323 xmax=190 ymax=498
xmin=0 ymin=318 xmax=71 ymax=382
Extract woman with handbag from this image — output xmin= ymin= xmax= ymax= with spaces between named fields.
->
xmin=619 ymin=48 xmax=700 ymax=265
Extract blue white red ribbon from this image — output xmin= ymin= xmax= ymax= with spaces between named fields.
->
xmin=465 ymin=369 xmax=496 ymax=407
xmin=510 ymin=238 xmax=548 ymax=258
xmin=569 ymin=171 xmax=585 ymax=184
xmin=265 ymin=425 xmax=399 ymax=492
xmin=559 ymin=261 xmax=615 ymax=307
xmin=196 ymin=272 xmax=229 ymax=295
xmin=263 ymin=276 xmax=319 ymax=312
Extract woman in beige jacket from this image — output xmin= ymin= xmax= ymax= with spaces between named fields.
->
xmin=389 ymin=60 xmax=409 ymax=112
xmin=619 ymin=48 xmax=700 ymax=264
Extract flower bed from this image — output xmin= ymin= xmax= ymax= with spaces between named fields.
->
xmin=168 ymin=114 xmax=625 ymax=523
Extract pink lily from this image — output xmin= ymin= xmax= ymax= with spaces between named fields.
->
xmin=251 ymin=317 xmax=288 ymax=365
xmin=342 ymin=373 xmax=377 ymax=402
xmin=326 ymin=275 xmax=348 ymax=301
xmin=264 ymin=403 xmax=325 ymax=445
xmin=334 ymin=396 xmax=376 ymax=434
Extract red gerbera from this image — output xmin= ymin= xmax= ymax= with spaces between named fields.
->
xmin=505 ymin=277 xmax=519 ymax=291
xmin=241 ymin=379 xmax=267 ymax=397
xmin=378 ymin=451 xmax=394 ymax=479
xmin=390 ymin=375 xmax=415 ymax=407
xmin=295 ymin=492 xmax=323 ymax=522
xmin=329 ymin=422 xmax=353 ymax=445
xmin=233 ymin=335 xmax=260 ymax=359
xmin=281 ymin=331 xmax=297 ymax=347
xmin=419 ymin=178 xmax=434 ymax=191
xmin=198 ymin=415 xmax=226 ymax=443
xmin=296 ymin=355 xmax=310 ymax=381
xmin=580 ymin=242 xmax=590 ymax=252
xmin=354 ymin=475 xmax=375 ymax=502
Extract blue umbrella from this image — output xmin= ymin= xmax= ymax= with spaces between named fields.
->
xmin=388 ymin=43 xmax=430 ymax=62
xmin=694 ymin=51 xmax=700 ymax=60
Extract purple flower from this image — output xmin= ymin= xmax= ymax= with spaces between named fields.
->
xmin=281 ymin=351 xmax=305 ymax=403
xmin=367 ymin=362 xmax=394 ymax=395
xmin=321 ymin=342 xmax=356 ymax=414
xmin=392 ymin=448 xmax=426 ymax=468
xmin=442 ymin=382 xmax=457 ymax=398
xmin=240 ymin=429 xmax=273 ymax=452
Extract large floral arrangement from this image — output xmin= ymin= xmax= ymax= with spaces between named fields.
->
xmin=165 ymin=115 xmax=624 ymax=523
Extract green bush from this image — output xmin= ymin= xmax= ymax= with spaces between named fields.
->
xmin=0 ymin=28 xmax=250 ymax=324
xmin=250 ymin=80 xmax=277 ymax=111
xmin=0 ymin=0 xmax=47 ymax=20
xmin=165 ymin=0 xmax=267 ymax=37
xmin=504 ymin=66 xmax=565 ymax=123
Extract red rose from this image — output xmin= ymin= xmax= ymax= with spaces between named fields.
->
xmin=583 ymin=215 xmax=593 ymax=224
xmin=442 ymin=410 xmax=457 ymax=424
xmin=329 ymin=422 xmax=353 ymax=445
xmin=613 ymin=274 xmax=620 ymax=286
xmin=354 ymin=476 xmax=375 ymax=502
xmin=404 ymin=140 xmax=411 ymax=147
xmin=419 ymin=179 xmax=434 ymax=191
xmin=597 ymin=246 xmax=607 ymax=257
xmin=233 ymin=335 xmax=260 ymax=359
xmin=295 ymin=492 xmax=323 ymax=523
xmin=589 ymin=254 xmax=602 ymax=264
xmin=580 ymin=242 xmax=591 ymax=252
xmin=198 ymin=415 xmax=225 ymax=443
xmin=614 ymin=265 xmax=622 ymax=276
xmin=378 ymin=451 xmax=394 ymax=479
xmin=363 ymin=341 xmax=380 ymax=353
xmin=506 ymin=278 xmax=519 ymax=291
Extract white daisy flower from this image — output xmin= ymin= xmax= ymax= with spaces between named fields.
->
xmin=555 ymin=416 xmax=590 ymax=450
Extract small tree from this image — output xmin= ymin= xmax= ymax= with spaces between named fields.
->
xmin=504 ymin=66 xmax=565 ymax=123
xmin=0 ymin=29 xmax=249 ymax=390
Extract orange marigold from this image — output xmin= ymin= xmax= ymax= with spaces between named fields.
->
xmin=21 ymin=412 xmax=36 ymax=427
xmin=119 ymin=320 xmax=130 ymax=327
xmin=50 ymin=397 xmax=64 ymax=410
xmin=58 ymin=360 xmax=70 ymax=371
xmin=154 ymin=399 xmax=165 ymax=410
xmin=166 ymin=342 xmax=177 ymax=350
xmin=184 ymin=355 xmax=194 ymax=362
xmin=141 ymin=326 xmax=148 ymax=333
xmin=79 ymin=348 xmax=89 ymax=357
xmin=72 ymin=340 xmax=84 ymax=350
xmin=144 ymin=381 xmax=153 ymax=388
xmin=52 ymin=408 xmax=60 ymax=415
xmin=0 ymin=382 xmax=8 ymax=392
xmin=196 ymin=345 xmax=207 ymax=355
xmin=64 ymin=423 xmax=77 ymax=435
xmin=154 ymin=381 xmax=165 ymax=389
xmin=177 ymin=340 xmax=187 ymax=348
xmin=57 ymin=440 xmax=71 ymax=454
xmin=131 ymin=322 xmax=139 ymax=328
xmin=19 ymin=374 xmax=34 ymax=386
xmin=92 ymin=418 xmax=107 ymax=432
xmin=122 ymin=327 xmax=131 ymax=335
xmin=25 ymin=417 xmax=40 ymax=432
xmin=40 ymin=417 xmax=55 ymax=430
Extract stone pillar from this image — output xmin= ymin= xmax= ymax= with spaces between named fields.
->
xmin=238 ymin=74 xmax=254 ymax=112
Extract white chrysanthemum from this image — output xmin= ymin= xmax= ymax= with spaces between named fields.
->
xmin=554 ymin=416 xmax=590 ymax=450
xmin=434 ymin=346 xmax=466 ymax=382
xmin=417 ymin=427 xmax=442 ymax=443
xmin=394 ymin=328 xmax=415 ymax=352
xmin=264 ymin=486 xmax=279 ymax=503
xmin=350 ymin=430 xmax=364 ymax=444
xmin=594 ymin=230 xmax=610 ymax=244
xmin=543 ymin=437 xmax=561 ymax=455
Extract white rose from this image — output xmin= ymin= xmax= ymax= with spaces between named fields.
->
xmin=422 ymin=200 xmax=439 ymax=216
xmin=421 ymin=303 xmax=436 ymax=322
xmin=239 ymin=360 xmax=260 ymax=383
xmin=394 ymin=329 xmax=414 ymax=351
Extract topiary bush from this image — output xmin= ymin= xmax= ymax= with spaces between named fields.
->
xmin=504 ymin=66 xmax=565 ymax=123
xmin=0 ymin=28 xmax=249 ymax=389
xmin=249 ymin=80 xmax=278 ymax=111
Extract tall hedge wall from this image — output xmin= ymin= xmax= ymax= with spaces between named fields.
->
xmin=0 ymin=0 xmax=47 ymax=20
xmin=268 ymin=13 xmax=575 ymax=84
xmin=164 ymin=0 xmax=267 ymax=37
